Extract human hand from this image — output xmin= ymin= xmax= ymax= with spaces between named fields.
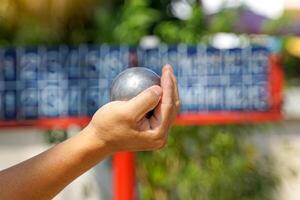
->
xmin=85 ymin=64 xmax=179 ymax=154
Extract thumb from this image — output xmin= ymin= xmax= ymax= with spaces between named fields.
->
xmin=127 ymin=85 xmax=162 ymax=119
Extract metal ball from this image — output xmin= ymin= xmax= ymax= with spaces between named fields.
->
xmin=110 ymin=67 xmax=160 ymax=101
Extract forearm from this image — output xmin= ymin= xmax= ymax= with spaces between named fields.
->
xmin=0 ymin=125 xmax=109 ymax=200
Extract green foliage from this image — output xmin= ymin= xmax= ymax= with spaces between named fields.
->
xmin=137 ymin=126 xmax=277 ymax=200
xmin=45 ymin=130 xmax=68 ymax=144
xmin=208 ymin=8 xmax=239 ymax=33
xmin=154 ymin=5 xmax=206 ymax=44
xmin=263 ymin=14 xmax=294 ymax=36
xmin=282 ymin=53 xmax=300 ymax=85
xmin=13 ymin=18 xmax=59 ymax=46
xmin=113 ymin=0 xmax=160 ymax=44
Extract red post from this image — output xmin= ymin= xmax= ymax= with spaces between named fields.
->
xmin=113 ymin=152 xmax=135 ymax=200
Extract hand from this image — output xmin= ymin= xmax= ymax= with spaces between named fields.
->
xmin=0 ymin=64 xmax=179 ymax=200
xmin=85 ymin=64 xmax=180 ymax=154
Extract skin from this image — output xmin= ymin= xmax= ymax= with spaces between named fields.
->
xmin=0 ymin=64 xmax=180 ymax=200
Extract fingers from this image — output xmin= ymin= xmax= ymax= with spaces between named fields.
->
xmin=130 ymin=64 xmax=178 ymax=150
xmin=165 ymin=65 xmax=180 ymax=111
xmin=127 ymin=85 xmax=162 ymax=120
xmin=152 ymin=65 xmax=173 ymax=125
xmin=161 ymin=65 xmax=174 ymax=106
xmin=151 ymin=64 xmax=177 ymax=137
xmin=162 ymin=64 xmax=178 ymax=125
xmin=171 ymin=70 xmax=180 ymax=112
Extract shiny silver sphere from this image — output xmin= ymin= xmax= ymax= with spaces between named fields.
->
xmin=110 ymin=67 xmax=160 ymax=101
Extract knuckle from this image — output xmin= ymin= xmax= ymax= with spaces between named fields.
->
xmin=143 ymin=90 xmax=159 ymax=106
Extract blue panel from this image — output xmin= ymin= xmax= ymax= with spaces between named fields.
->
xmin=17 ymin=47 xmax=40 ymax=80
xmin=42 ymin=47 xmax=66 ymax=80
xmin=83 ymin=45 xmax=101 ymax=78
xmin=4 ymin=90 xmax=17 ymax=119
xmin=38 ymin=81 xmax=66 ymax=117
xmin=64 ymin=46 xmax=82 ymax=79
xmin=3 ymin=49 xmax=17 ymax=81
xmin=18 ymin=81 xmax=38 ymax=119
xmin=0 ymin=90 xmax=3 ymax=119
xmin=139 ymin=45 xmax=270 ymax=112
xmin=68 ymin=80 xmax=82 ymax=116
xmin=1 ymin=44 xmax=270 ymax=122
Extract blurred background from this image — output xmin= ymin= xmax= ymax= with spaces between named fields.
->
xmin=0 ymin=0 xmax=300 ymax=200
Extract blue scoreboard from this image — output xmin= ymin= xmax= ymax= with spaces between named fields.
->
xmin=0 ymin=44 xmax=282 ymax=126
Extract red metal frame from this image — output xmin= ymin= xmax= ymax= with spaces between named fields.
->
xmin=0 ymin=117 xmax=91 ymax=129
xmin=113 ymin=152 xmax=135 ymax=200
xmin=0 ymin=54 xmax=284 ymax=200
xmin=37 ymin=117 xmax=91 ymax=129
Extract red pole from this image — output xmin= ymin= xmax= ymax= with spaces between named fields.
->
xmin=113 ymin=152 xmax=135 ymax=200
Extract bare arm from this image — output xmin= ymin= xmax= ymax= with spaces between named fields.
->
xmin=0 ymin=64 xmax=179 ymax=200
xmin=0 ymin=127 xmax=108 ymax=200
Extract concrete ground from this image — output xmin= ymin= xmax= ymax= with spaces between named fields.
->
xmin=256 ymin=121 xmax=300 ymax=200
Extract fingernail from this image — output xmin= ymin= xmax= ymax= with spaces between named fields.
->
xmin=163 ymin=64 xmax=173 ymax=73
xmin=150 ymin=85 xmax=162 ymax=97
xmin=166 ymin=70 xmax=172 ymax=78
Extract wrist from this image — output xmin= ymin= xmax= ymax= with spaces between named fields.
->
xmin=79 ymin=124 xmax=112 ymax=157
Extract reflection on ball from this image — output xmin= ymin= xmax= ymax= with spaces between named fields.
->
xmin=110 ymin=67 xmax=160 ymax=101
